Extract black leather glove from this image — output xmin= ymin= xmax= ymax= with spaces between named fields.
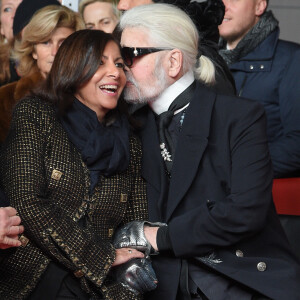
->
xmin=113 ymin=221 xmax=167 ymax=256
xmin=111 ymin=257 xmax=158 ymax=295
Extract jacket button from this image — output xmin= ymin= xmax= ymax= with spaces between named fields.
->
xmin=51 ymin=169 xmax=63 ymax=180
xmin=257 ymin=262 xmax=267 ymax=272
xmin=108 ymin=228 xmax=114 ymax=237
xmin=19 ymin=235 xmax=29 ymax=247
xmin=236 ymin=250 xmax=244 ymax=257
xmin=250 ymin=65 xmax=254 ymax=70
xmin=120 ymin=193 xmax=127 ymax=203
xmin=74 ymin=270 xmax=84 ymax=278
xmin=260 ymin=65 xmax=264 ymax=69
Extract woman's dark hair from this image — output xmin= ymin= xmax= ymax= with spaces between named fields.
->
xmin=34 ymin=29 xmax=124 ymax=120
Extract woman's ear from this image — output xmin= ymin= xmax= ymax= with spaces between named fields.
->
xmin=32 ymin=51 xmax=37 ymax=60
xmin=167 ymin=49 xmax=183 ymax=78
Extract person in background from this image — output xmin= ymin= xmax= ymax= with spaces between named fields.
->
xmin=114 ymin=3 xmax=300 ymax=299
xmin=0 ymin=0 xmax=22 ymax=87
xmin=0 ymin=0 xmax=22 ymax=43
xmin=218 ymin=0 xmax=300 ymax=179
xmin=218 ymin=0 xmax=300 ymax=261
xmin=12 ymin=0 xmax=61 ymax=37
xmin=79 ymin=0 xmax=119 ymax=33
xmin=0 ymin=29 xmax=153 ymax=299
xmin=0 ymin=4 xmax=84 ymax=143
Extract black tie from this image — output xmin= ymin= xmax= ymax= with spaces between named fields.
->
xmin=157 ymin=81 xmax=196 ymax=175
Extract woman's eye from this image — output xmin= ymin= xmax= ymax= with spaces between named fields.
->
xmin=116 ymin=62 xmax=125 ymax=68
xmin=3 ymin=7 xmax=12 ymax=13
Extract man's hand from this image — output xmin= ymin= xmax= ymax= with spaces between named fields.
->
xmin=113 ymin=221 xmax=166 ymax=255
xmin=0 ymin=207 xmax=24 ymax=249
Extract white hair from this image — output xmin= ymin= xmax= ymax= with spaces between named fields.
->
xmin=119 ymin=3 xmax=215 ymax=85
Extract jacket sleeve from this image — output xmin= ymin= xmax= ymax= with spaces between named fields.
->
xmin=269 ymin=47 xmax=300 ymax=178
xmin=0 ymin=98 xmax=116 ymax=291
xmin=168 ymin=101 xmax=274 ymax=257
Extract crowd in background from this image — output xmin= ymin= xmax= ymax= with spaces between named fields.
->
xmin=0 ymin=0 xmax=300 ymax=299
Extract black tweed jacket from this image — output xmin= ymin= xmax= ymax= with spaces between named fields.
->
xmin=0 ymin=97 xmax=148 ymax=299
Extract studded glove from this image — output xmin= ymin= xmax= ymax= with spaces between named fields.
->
xmin=113 ymin=221 xmax=167 ymax=256
xmin=111 ymin=257 xmax=158 ymax=295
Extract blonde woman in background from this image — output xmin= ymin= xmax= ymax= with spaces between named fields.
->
xmin=79 ymin=0 xmax=119 ymax=33
xmin=0 ymin=4 xmax=84 ymax=143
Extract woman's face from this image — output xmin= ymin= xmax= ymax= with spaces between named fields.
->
xmin=0 ymin=0 xmax=22 ymax=41
xmin=32 ymin=27 xmax=74 ymax=78
xmin=75 ymin=40 xmax=126 ymax=122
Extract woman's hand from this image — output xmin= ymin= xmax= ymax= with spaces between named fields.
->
xmin=112 ymin=247 xmax=144 ymax=267
xmin=0 ymin=207 xmax=24 ymax=249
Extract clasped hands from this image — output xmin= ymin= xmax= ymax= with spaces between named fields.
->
xmin=111 ymin=221 xmax=166 ymax=295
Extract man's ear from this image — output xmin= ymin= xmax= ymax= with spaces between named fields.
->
xmin=167 ymin=49 xmax=183 ymax=78
xmin=255 ymin=0 xmax=267 ymax=17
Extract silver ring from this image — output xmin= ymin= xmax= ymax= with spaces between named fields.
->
xmin=128 ymin=250 xmax=132 ymax=253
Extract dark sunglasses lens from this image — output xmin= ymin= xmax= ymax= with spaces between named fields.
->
xmin=121 ymin=48 xmax=133 ymax=67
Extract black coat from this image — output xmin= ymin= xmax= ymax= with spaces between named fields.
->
xmin=136 ymin=83 xmax=300 ymax=300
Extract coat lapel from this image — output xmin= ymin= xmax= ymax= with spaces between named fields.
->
xmin=166 ymin=84 xmax=216 ymax=221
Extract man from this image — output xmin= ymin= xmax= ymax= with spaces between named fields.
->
xmin=0 ymin=207 xmax=24 ymax=249
xmin=116 ymin=4 xmax=300 ymax=299
xmin=117 ymin=0 xmax=236 ymax=95
xmin=79 ymin=0 xmax=119 ymax=33
xmin=218 ymin=0 xmax=300 ymax=179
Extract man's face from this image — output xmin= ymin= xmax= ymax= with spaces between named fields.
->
xmin=218 ymin=0 xmax=266 ymax=49
xmin=117 ymin=0 xmax=153 ymax=12
xmin=121 ymin=27 xmax=170 ymax=104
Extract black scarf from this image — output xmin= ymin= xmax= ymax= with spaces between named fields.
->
xmin=60 ymin=98 xmax=130 ymax=191
xmin=219 ymin=11 xmax=278 ymax=66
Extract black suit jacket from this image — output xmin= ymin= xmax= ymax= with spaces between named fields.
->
xmin=136 ymin=83 xmax=300 ymax=300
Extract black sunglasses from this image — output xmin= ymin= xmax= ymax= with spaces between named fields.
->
xmin=121 ymin=47 xmax=173 ymax=67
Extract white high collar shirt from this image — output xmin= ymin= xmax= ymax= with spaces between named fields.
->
xmin=149 ymin=70 xmax=195 ymax=115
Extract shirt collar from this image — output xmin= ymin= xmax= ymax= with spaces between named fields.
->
xmin=149 ymin=70 xmax=195 ymax=115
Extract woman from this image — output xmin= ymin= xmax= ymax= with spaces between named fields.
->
xmin=0 ymin=4 xmax=84 ymax=142
xmin=0 ymin=0 xmax=22 ymax=86
xmin=0 ymin=29 xmax=149 ymax=299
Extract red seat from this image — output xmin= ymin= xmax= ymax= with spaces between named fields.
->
xmin=272 ymin=178 xmax=300 ymax=215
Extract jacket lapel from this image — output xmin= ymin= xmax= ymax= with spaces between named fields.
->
xmin=166 ymin=84 xmax=216 ymax=221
